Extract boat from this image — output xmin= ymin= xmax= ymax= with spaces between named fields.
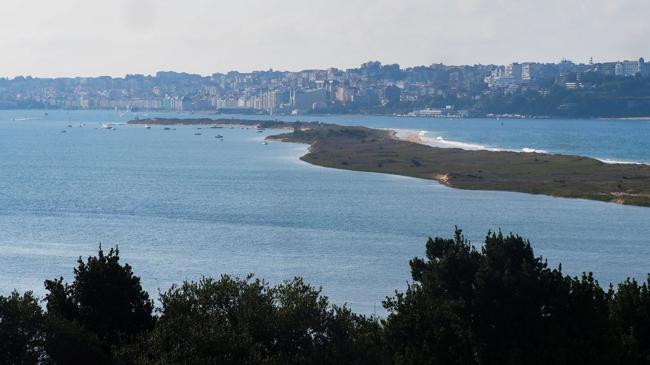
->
xmin=67 ymin=125 xmax=72 ymax=128
xmin=61 ymin=130 xmax=66 ymax=133
xmin=262 ymin=141 xmax=268 ymax=145
xmin=215 ymin=134 xmax=224 ymax=139
xmin=101 ymin=123 xmax=111 ymax=129
xmin=145 ymin=124 xmax=151 ymax=129
xmin=164 ymin=127 xmax=171 ymax=130
xmin=194 ymin=133 xmax=202 ymax=136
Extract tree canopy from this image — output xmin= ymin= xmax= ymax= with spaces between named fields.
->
xmin=2 ymin=231 xmax=650 ymax=364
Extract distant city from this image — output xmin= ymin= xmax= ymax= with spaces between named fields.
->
xmin=1 ymin=57 xmax=649 ymax=118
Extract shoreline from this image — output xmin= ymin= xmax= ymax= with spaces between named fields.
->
xmin=6 ymin=108 xmax=650 ymax=123
xmin=395 ymin=129 xmax=647 ymax=166
xmin=131 ymin=117 xmax=650 ymax=207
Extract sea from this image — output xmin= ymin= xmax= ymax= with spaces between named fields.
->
xmin=1 ymin=110 xmax=650 ymax=314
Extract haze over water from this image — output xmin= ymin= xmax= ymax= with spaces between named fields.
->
xmin=1 ymin=110 xmax=650 ymax=314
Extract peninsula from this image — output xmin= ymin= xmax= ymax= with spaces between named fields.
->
xmin=129 ymin=118 xmax=650 ymax=207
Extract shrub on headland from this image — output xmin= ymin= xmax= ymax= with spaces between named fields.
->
xmin=2 ymin=230 xmax=650 ymax=364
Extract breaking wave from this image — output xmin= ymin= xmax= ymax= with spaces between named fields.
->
xmin=395 ymin=129 xmax=647 ymax=165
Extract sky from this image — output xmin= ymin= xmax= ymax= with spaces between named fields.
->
xmin=1 ymin=0 xmax=649 ymax=77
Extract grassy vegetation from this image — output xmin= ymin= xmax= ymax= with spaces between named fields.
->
xmin=133 ymin=118 xmax=650 ymax=207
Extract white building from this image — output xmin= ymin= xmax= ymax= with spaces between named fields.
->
xmin=615 ymin=58 xmax=646 ymax=77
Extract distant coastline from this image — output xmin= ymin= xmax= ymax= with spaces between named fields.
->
xmin=130 ymin=117 xmax=650 ymax=207
xmin=7 ymin=108 xmax=650 ymax=122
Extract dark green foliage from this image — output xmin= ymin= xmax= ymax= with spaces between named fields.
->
xmin=131 ymin=275 xmax=276 ymax=364
xmin=126 ymin=275 xmax=383 ymax=365
xmin=43 ymin=245 xmax=155 ymax=362
xmin=384 ymin=230 xmax=481 ymax=365
xmin=4 ymin=231 xmax=650 ymax=363
xmin=0 ymin=291 xmax=44 ymax=365
xmin=43 ymin=316 xmax=112 ymax=365
xmin=610 ymin=277 xmax=650 ymax=364
xmin=320 ymin=305 xmax=384 ymax=364
xmin=384 ymin=229 xmax=622 ymax=365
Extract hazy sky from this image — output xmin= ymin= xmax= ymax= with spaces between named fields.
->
xmin=1 ymin=0 xmax=648 ymax=77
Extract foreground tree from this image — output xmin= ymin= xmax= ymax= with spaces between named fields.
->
xmin=384 ymin=229 xmax=619 ymax=365
xmin=5 ymin=230 xmax=650 ymax=363
xmin=383 ymin=229 xmax=481 ymax=364
xmin=610 ymin=277 xmax=650 ymax=364
xmin=125 ymin=275 xmax=383 ymax=365
xmin=44 ymin=245 xmax=154 ymax=363
xmin=0 ymin=291 xmax=44 ymax=365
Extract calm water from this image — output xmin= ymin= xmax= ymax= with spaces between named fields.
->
xmin=1 ymin=110 xmax=650 ymax=314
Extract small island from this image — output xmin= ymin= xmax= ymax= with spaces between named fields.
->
xmin=129 ymin=118 xmax=650 ymax=207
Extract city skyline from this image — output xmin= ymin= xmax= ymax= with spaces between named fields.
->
xmin=2 ymin=56 xmax=649 ymax=80
xmin=2 ymin=58 xmax=648 ymax=118
xmin=1 ymin=0 xmax=649 ymax=78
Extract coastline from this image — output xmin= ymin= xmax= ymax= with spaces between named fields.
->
xmin=131 ymin=117 xmax=650 ymax=207
xmin=395 ymin=129 xmax=647 ymax=166
xmin=8 ymin=108 xmax=650 ymax=122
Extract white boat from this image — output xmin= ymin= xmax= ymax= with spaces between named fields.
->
xmin=101 ymin=123 xmax=111 ymax=129
xmin=145 ymin=124 xmax=151 ymax=129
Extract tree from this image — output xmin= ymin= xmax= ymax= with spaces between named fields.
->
xmin=384 ymin=229 xmax=619 ymax=365
xmin=133 ymin=275 xmax=276 ymax=364
xmin=129 ymin=275 xmax=383 ymax=365
xmin=43 ymin=316 xmax=112 ymax=365
xmin=384 ymin=229 xmax=481 ymax=364
xmin=0 ymin=291 xmax=44 ymax=365
xmin=610 ymin=277 xmax=650 ymax=364
xmin=44 ymin=245 xmax=154 ymax=361
xmin=8 ymin=230 xmax=650 ymax=363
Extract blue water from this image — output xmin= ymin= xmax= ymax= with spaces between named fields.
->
xmin=1 ymin=110 xmax=650 ymax=314
xmin=221 ymin=113 xmax=650 ymax=164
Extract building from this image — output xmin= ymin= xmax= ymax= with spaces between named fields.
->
xmin=128 ymin=98 xmax=163 ymax=111
xmin=484 ymin=67 xmax=522 ymax=90
xmin=292 ymin=89 xmax=327 ymax=110
xmin=506 ymin=63 xmax=522 ymax=79
xmin=615 ymin=58 xmax=646 ymax=77
xmin=521 ymin=63 xmax=540 ymax=81
xmin=595 ymin=62 xmax=617 ymax=76
xmin=382 ymin=85 xmax=401 ymax=105
xmin=335 ymin=87 xmax=354 ymax=104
